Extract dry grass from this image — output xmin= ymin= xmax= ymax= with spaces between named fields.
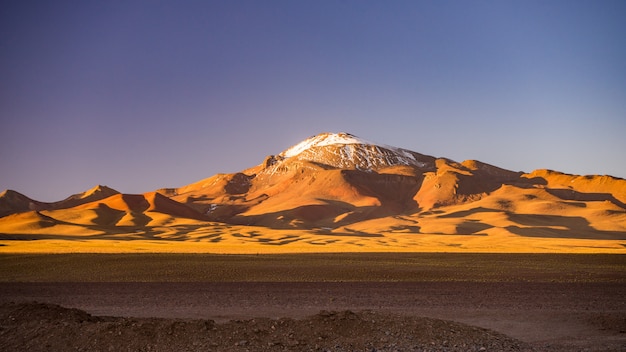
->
xmin=0 ymin=252 xmax=623 ymax=283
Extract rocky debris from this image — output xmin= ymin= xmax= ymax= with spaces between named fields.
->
xmin=0 ymin=302 xmax=534 ymax=352
xmin=263 ymin=155 xmax=281 ymax=169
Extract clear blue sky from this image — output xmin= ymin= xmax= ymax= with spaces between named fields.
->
xmin=1 ymin=0 xmax=625 ymax=202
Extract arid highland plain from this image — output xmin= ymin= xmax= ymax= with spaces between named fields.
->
xmin=1 ymin=133 xmax=625 ymax=351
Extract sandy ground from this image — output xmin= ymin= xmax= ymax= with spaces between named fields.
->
xmin=1 ymin=281 xmax=625 ymax=351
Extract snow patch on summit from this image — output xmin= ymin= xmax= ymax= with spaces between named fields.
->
xmin=280 ymin=132 xmax=377 ymax=158
xmin=273 ymin=132 xmax=432 ymax=171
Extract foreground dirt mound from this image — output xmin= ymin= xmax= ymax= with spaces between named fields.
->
xmin=0 ymin=302 xmax=533 ymax=352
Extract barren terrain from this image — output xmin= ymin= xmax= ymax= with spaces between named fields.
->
xmin=1 ymin=253 xmax=624 ymax=351
xmin=2 ymin=133 xmax=625 ymax=255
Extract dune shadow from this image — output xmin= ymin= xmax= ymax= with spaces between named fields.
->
xmin=506 ymin=226 xmax=626 ymax=240
xmin=456 ymin=221 xmax=492 ymax=235
xmin=437 ymin=207 xmax=502 ymax=219
xmin=0 ymin=221 xmax=234 ymax=242
xmin=231 ymin=231 xmax=262 ymax=239
xmin=426 ymin=231 xmax=489 ymax=237
xmin=230 ymin=201 xmax=379 ymax=231
xmin=334 ymin=228 xmax=383 ymax=237
xmin=506 ymin=213 xmax=626 ymax=240
xmin=545 ymin=189 xmax=626 ymax=209
xmin=418 ymin=210 xmax=446 ymax=216
xmin=306 ymin=238 xmax=340 ymax=245
xmin=257 ymin=235 xmax=302 ymax=246
xmin=516 ymin=176 xmax=548 ymax=187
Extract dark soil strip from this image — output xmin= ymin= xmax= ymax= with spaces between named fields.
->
xmin=1 ymin=253 xmax=624 ymax=282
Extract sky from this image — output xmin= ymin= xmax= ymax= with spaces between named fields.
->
xmin=1 ymin=0 xmax=625 ymax=202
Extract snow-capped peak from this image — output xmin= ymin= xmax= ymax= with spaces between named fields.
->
xmin=273 ymin=132 xmax=433 ymax=171
xmin=280 ymin=132 xmax=379 ymax=158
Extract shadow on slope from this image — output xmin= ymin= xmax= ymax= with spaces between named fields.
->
xmin=229 ymin=198 xmax=408 ymax=233
xmin=506 ymin=213 xmax=626 ymax=240
xmin=545 ymin=189 xmax=626 ymax=209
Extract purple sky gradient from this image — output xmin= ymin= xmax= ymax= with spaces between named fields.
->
xmin=1 ymin=0 xmax=625 ymax=202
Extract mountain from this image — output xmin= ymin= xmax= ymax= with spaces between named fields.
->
xmin=0 ymin=185 xmax=119 ymax=218
xmin=0 ymin=190 xmax=45 ymax=218
xmin=1 ymin=132 xmax=625 ymax=251
xmin=167 ymin=133 xmax=531 ymax=228
xmin=274 ymin=132 xmax=435 ymax=170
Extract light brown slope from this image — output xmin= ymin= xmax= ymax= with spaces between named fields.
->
xmin=524 ymin=169 xmax=626 ymax=206
xmin=69 ymin=192 xmax=206 ymax=227
xmin=0 ymin=211 xmax=105 ymax=237
xmin=234 ymin=168 xmax=397 ymax=228
xmin=0 ymin=185 xmax=120 ymax=218
xmin=4 ymin=192 xmax=208 ymax=232
xmin=168 ymin=150 xmax=523 ymax=229
xmin=340 ymin=181 xmax=626 ymax=241
xmin=414 ymin=158 xmax=525 ymax=210
xmin=0 ymin=211 xmax=57 ymax=233
xmin=2 ymin=132 xmax=625 ymax=252
xmin=169 ymin=156 xmax=426 ymax=229
xmin=50 ymin=185 xmax=120 ymax=210
xmin=0 ymin=190 xmax=46 ymax=218
xmin=165 ymin=150 xmax=625 ymax=235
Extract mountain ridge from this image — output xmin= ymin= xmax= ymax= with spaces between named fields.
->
xmin=1 ymin=132 xmax=625 ymax=251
